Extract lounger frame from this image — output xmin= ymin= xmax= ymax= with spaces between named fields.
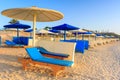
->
xmin=18 ymin=58 xmax=65 ymax=76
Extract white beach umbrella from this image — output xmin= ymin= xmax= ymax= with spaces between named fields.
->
xmin=36 ymin=29 xmax=54 ymax=34
xmin=71 ymin=29 xmax=87 ymax=33
xmin=1 ymin=6 xmax=64 ymax=46
xmin=70 ymin=29 xmax=87 ymax=40
xmin=91 ymin=33 xmax=96 ymax=36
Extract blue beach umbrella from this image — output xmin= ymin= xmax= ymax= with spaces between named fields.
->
xmin=52 ymin=23 xmax=79 ymax=40
xmin=73 ymin=31 xmax=92 ymax=40
xmin=84 ymin=32 xmax=92 ymax=40
xmin=71 ymin=29 xmax=86 ymax=40
xmin=96 ymin=33 xmax=101 ymax=36
xmin=49 ymin=29 xmax=61 ymax=33
xmin=85 ymin=32 xmax=92 ymax=34
xmin=4 ymin=22 xmax=31 ymax=37
xmin=80 ymin=32 xmax=92 ymax=40
xmin=94 ymin=33 xmax=101 ymax=40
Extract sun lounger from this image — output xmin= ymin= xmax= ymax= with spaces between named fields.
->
xmin=19 ymin=47 xmax=73 ymax=76
xmin=5 ymin=40 xmax=23 ymax=47
xmin=37 ymin=47 xmax=69 ymax=59
xmin=5 ymin=40 xmax=17 ymax=46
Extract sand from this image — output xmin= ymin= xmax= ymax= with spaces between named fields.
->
xmin=0 ymin=42 xmax=119 ymax=80
xmin=0 ymin=31 xmax=120 ymax=80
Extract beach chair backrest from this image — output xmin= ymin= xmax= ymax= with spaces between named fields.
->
xmin=26 ymin=47 xmax=43 ymax=60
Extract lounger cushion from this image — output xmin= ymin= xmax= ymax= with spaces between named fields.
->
xmin=5 ymin=40 xmax=21 ymax=46
xmin=37 ymin=47 xmax=69 ymax=58
xmin=26 ymin=47 xmax=73 ymax=66
xmin=26 ymin=47 xmax=43 ymax=60
xmin=36 ymin=57 xmax=73 ymax=66
xmin=5 ymin=40 xmax=16 ymax=45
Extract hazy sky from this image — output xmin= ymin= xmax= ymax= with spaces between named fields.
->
xmin=0 ymin=0 xmax=120 ymax=34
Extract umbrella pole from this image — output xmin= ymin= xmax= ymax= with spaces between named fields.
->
xmin=75 ymin=33 xmax=77 ymax=40
xmin=76 ymin=32 xmax=78 ymax=40
xmin=33 ymin=14 xmax=36 ymax=47
xmin=17 ymin=28 xmax=19 ymax=37
xmin=95 ymin=36 xmax=96 ymax=40
xmin=30 ymin=32 xmax=32 ymax=38
xmin=64 ymin=30 xmax=66 ymax=40
xmin=82 ymin=34 xmax=84 ymax=40
xmin=17 ymin=28 xmax=20 ymax=44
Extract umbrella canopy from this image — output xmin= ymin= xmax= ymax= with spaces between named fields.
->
xmin=36 ymin=29 xmax=54 ymax=34
xmin=1 ymin=6 xmax=63 ymax=46
xmin=71 ymin=29 xmax=87 ymax=33
xmin=52 ymin=23 xmax=79 ymax=30
xmin=72 ymin=29 xmax=86 ymax=36
xmin=80 ymin=32 xmax=92 ymax=40
xmin=91 ymin=33 xmax=96 ymax=36
xmin=96 ymin=33 xmax=101 ymax=36
xmin=72 ymin=31 xmax=92 ymax=40
xmin=71 ymin=29 xmax=86 ymax=40
xmin=4 ymin=22 xmax=30 ymax=29
xmin=77 ymin=31 xmax=92 ymax=34
xmin=4 ymin=22 xmax=31 ymax=37
xmin=52 ymin=23 xmax=79 ymax=40
xmin=2 ymin=6 xmax=63 ymax=22
xmin=49 ymin=29 xmax=61 ymax=33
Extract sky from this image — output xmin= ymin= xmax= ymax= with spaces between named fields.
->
xmin=0 ymin=0 xmax=120 ymax=34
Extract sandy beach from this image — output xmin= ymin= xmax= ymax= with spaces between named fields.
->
xmin=1 ymin=1 xmax=120 ymax=80
xmin=0 ymin=39 xmax=119 ymax=80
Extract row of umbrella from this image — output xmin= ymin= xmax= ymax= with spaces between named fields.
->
xmin=1 ymin=6 xmax=93 ymax=46
xmin=3 ymin=22 xmax=92 ymax=39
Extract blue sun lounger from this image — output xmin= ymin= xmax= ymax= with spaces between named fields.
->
xmin=5 ymin=40 xmax=17 ymax=46
xmin=19 ymin=47 xmax=73 ymax=76
xmin=5 ymin=40 xmax=23 ymax=47
xmin=37 ymin=47 xmax=69 ymax=58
